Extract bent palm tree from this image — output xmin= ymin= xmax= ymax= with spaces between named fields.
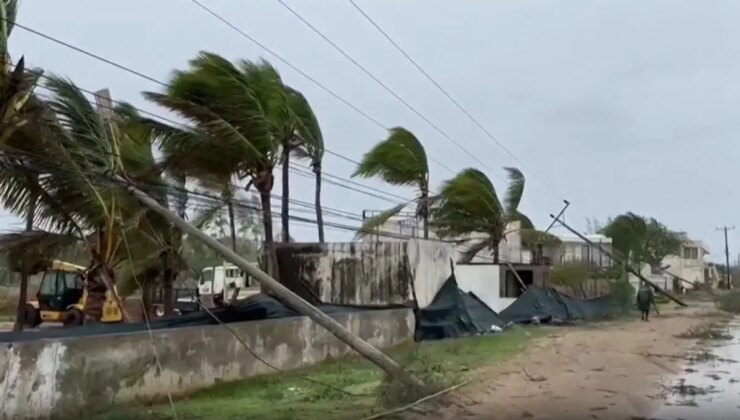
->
xmin=353 ymin=127 xmax=429 ymax=239
xmin=286 ymin=88 xmax=325 ymax=242
xmin=501 ymin=167 xmax=560 ymax=255
xmin=432 ymin=168 xmax=504 ymax=262
xmin=145 ymin=53 xmax=286 ymax=277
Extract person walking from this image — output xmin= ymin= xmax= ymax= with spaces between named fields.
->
xmin=636 ymin=281 xmax=655 ymax=322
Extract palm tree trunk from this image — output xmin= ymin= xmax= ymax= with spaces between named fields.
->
xmin=493 ymin=243 xmax=500 ymax=264
xmin=255 ymin=172 xmax=279 ymax=281
xmin=84 ymin=260 xmax=109 ymax=324
xmin=162 ymin=250 xmax=175 ymax=317
xmin=421 ymin=190 xmax=429 ymax=240
xmin=313 ymin=163 xmax=325 ymax=243
xmin=227 ymin=199 xmax=237 ymax=252
xmin=13 ymin=183 xmax=36 ymax=332
xmin=281 ymin=146 xmax=290 ymax=242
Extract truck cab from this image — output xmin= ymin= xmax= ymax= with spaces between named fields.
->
xmin=198 ymin=263 xmax=260 ymax=307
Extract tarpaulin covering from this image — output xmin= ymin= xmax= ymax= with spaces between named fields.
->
xmin=415 ymin=274 xmax=504 ymax=341
xmin=0 ymin=294 xmax=373 ymax=343
xmin=499 ymin=287 xmax=619 ymax=325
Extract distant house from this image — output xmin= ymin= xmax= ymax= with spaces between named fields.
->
xmin=549 ymin=234 xmax=614 ymax=268
xmin=661 ymin=232 xmax=714 ymax=285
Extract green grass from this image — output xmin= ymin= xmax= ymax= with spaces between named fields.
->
xmin=94 ymin=327 xmax=547 ymax=420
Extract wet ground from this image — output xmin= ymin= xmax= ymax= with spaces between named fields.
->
xmin=652 ymin=318 xmax=740 ymax=419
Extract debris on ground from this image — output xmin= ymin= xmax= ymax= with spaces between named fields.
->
xmin=675 ymin=323 xmax=733 ymax=340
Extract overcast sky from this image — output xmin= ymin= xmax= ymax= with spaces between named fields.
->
xmin=8 ymin=0 xmax=740 ymax=261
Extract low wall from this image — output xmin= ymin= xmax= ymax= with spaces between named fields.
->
xmin=276 ymin=239 xmax=454 ymax=308
xmin=0 ymin=309 xmax=414 ymax=419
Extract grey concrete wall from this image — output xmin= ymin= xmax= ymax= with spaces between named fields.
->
xmin=0 ymin=308 xmax=414 ymax=419
xmin=276 ymin=239 xmax=454 ymax=308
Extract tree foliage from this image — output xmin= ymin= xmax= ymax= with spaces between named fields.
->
xmin=353 ymin=127 xmax=430 ymax=238
xmin=600 ymin=212 xmax=681 ymax=270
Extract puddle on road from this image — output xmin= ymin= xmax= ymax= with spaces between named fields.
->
xmin=652 ymin=320 xmax=740 ymax=419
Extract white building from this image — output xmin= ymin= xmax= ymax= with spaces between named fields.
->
xmin=550 ymin=234 xmax=614 ymax=268
xmin=360 ymin=209 xmax=532 ymax=264
xmin=661 ymin=232 xmax=714 ymax=285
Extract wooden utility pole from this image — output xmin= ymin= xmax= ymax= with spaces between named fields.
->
xmin=716 ymin=226 xmax=735 ymax=289
xmin=550 ymin=214 xmax=688 ymax=307
xmin=123 ymin=180 xmax=422 ymax=388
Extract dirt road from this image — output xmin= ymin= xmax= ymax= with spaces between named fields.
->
xmin=413 ymin=303 xmax=719 ymax=420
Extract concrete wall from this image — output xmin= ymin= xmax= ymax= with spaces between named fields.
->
xmin=455 ymin=264 xmax=515 ymax=313
xmin=276 ymin=239 xmax=454 ymax=308
xmin=0 ymin=308 xmax=414 ymax=420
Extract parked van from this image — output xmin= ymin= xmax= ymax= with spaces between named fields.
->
xmin=198 ymin=263 xmax=260 ymax=307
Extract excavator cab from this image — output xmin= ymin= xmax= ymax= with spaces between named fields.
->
xmin=23 ymin=260 xmax=122 ymax=327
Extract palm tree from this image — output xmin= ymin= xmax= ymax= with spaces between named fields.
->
xmin=432 ymin=168 xmax=504 ymax=262
xmin=0 ymin=115 xmax=54 ymax=330
xmin=434 ymin=167 xmax=557 ymax=263
xmin=0 ymin=76 xmax=182 ymax=323
xmin=285 ymin=88 xmax=325 ymax=243
xmin=601 ymin=213 xmax=681 ymax=272
xmin=145 ymin=53 xmax=288 ymax=278
xmin=352 ymin=127 xmax=429 ymax=238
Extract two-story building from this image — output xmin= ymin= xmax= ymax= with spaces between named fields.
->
xmin=661 ymin=232 xmax=714 ymax=285
xmin=549 ymin=233 xmax=614 ymax=268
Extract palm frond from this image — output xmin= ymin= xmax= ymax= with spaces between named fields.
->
xmin=354 ymin=203 xmax=408 ymax=240
xmin=353 ymin=127 xmax=428 ymax=188
xmin=0 ymin=230 xmax=80 ymax=272
xmin=459 ymin=238 xmax=490 ymax=264
xmin=503 ymin=167 xmax=525 ymax=216
xmin=286 ymin=86 xmax=323 ymax=162
xmin=432 ymin=168 xmax=503 ymax=239
xmin=191 ymin=200 xmax=226 ymax=230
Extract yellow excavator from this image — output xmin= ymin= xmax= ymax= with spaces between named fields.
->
xmin=23 ymin=260 xmax=123 ymax=327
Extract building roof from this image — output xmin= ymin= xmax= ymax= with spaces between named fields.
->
xmin=556 ymin=234 xmax=612 ymax=244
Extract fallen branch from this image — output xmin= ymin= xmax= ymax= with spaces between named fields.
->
xmin=360 ymin=381 xmax=470 ymax=420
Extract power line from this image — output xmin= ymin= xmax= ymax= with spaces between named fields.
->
xmin=185 ymin=1 xmax=456 ymax=176
xmin=6 ymin=17 xmax=454 ymax=187
xmin=30 ymin=80 xmax=413 ymax=206
xmin=0 ymin=146 xmax=499 ymax=252
xmin=273 ymin=0 xmax=500 ymax=179
xmin=346 ymin=0 xmax=524 ymax=168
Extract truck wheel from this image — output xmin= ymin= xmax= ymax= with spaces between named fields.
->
xmin=22 ymin=304 xmax=41 ymax=328
xmin=63 ymin=308 xmax=84 ymax=327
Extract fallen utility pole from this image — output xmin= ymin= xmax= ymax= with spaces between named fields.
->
xmin=545 ymin=199 xmax=570 ymax=233
xmin=124 ymin=181 xmax=423 ymax=388
xmin=550 ymin=214 xmax=688 ymax=307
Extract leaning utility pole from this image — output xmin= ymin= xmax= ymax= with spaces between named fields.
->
xmin=123 ymin=180 xmax=422 ymax=388
xmin=551 ymin=214 xmax=688 ymax=307
xmin=545 ymin=199 xmax=570 ymax=233
xmin=716 ymin=226 xmax=735 ymax=289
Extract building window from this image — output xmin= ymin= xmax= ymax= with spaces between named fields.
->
xmin=683 ymin=247 xmax=699 ymax=260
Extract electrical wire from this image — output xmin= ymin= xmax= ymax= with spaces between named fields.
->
xmin=120 ymin=229 xmax=178 ymax=419
xmin=29 ymin=84 xmax=414 ymax=207
xmin=5 ymin=16 xmax=456 ymax=188
xmin=346 ymin=0 xmax=525 ymax=170
xmin=273 ymin=0 xmax=500 ymax=179
xmin=186 ymin=0 xmax=457 ymax=176
xmin=0 ymin=141 xmax=503 ymax=262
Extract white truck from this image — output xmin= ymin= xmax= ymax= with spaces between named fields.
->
xmin=197 ymin=263 xmax=261 ymax=307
